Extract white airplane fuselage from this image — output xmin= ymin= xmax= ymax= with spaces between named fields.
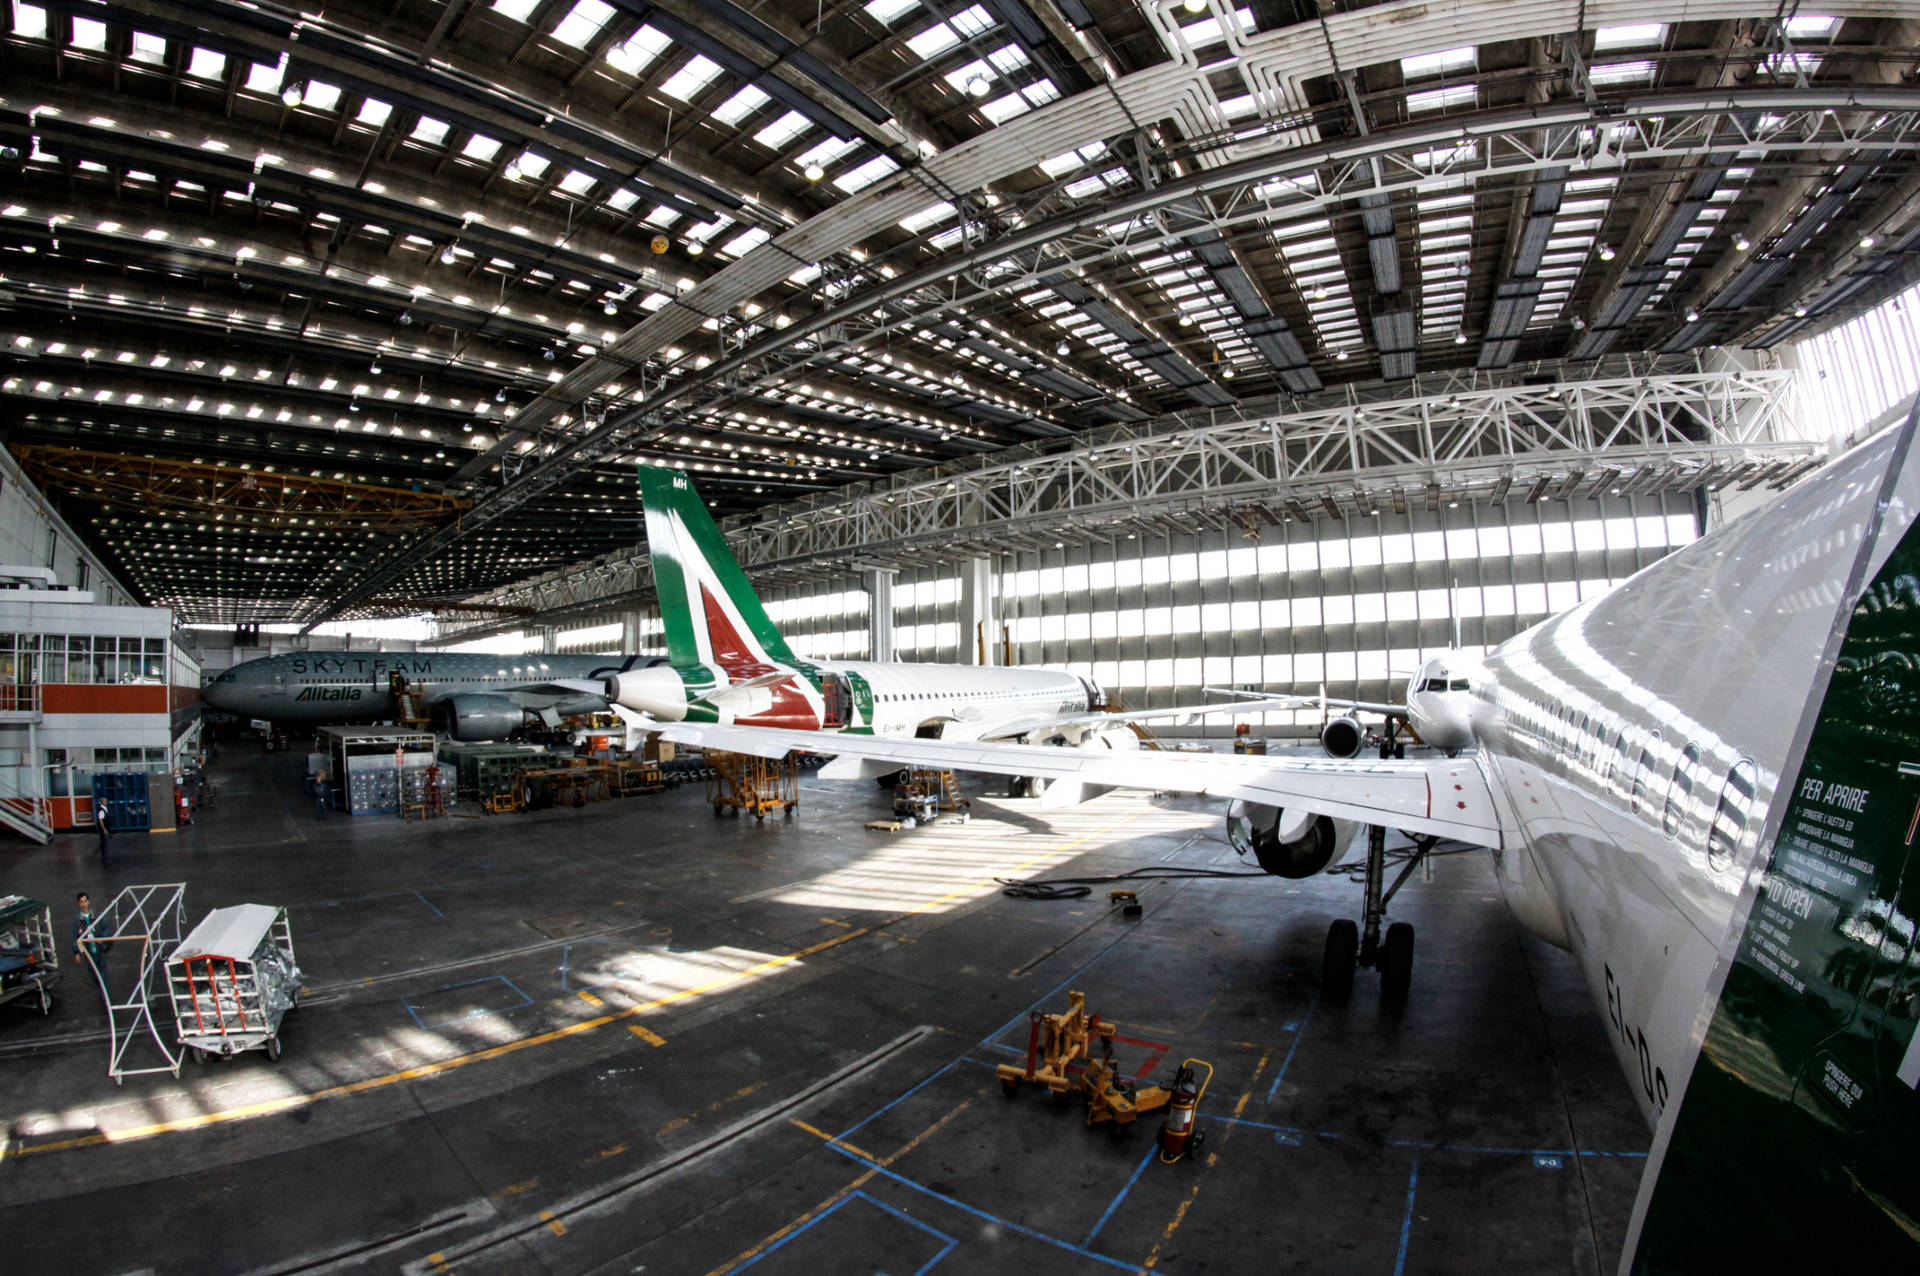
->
xmin=605 ymin=657 xmax=1095 ymax=739
xmin=1470 ymin=426 xmax=1913 ymax=1128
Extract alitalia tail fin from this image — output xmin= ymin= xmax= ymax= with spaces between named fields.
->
xmin=638 ymin=466 xmax=798 ymax=670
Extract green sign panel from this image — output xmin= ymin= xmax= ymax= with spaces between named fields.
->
xmin=1633 ymin=535 xmax=1920 ymax=1268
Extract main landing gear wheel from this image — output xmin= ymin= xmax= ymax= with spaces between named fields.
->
xmin=1379 ymin=922 xmax=1415 ymax=1005
xmin=1321 ymin=918 xmax=1358 ymax=1004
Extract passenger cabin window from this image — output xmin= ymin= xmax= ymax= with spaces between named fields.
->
xmin=1708 ymin=760 xmax=1758 ymax=872
xmin=1607 ymin=728 xmax=1631 ymax=796
xmin=1631 ymin=730 xmax=1662 ymax=815
xmin=1663 ymin=743 xmax=1700 ymax=838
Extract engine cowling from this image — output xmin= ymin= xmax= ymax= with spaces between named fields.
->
xmin=1227 ymin=801 xmax=1351 ymax=878
xmin=434 ymin=694 xmax=526 ymax=741
xmin=1320 ymin=713 xmax=1365 ymax=758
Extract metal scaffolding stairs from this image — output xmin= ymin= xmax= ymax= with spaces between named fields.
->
xmin=0 ymin=796 xmax=54 ymax=845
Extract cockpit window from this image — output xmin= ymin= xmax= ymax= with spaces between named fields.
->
xmin=1419 ymin=678 xmax=1446 ymax=693
xmin=1449 ymin=678 xmax=1470 ymax=691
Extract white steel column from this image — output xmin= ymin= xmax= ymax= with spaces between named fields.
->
xmin=961 ymin=557 xmax=995 ymax=665
xmin=863 ymin=567 xmax=897 ymax=663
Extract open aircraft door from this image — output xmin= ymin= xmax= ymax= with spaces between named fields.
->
xmin=821 ymin=671 xmax=853 ymax=729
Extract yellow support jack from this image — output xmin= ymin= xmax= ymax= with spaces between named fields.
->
xmin=997 ymin=990 xmax=1108 ymax=1102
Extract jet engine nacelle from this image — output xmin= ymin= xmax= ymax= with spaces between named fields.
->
xmin=435 ymin=693 xmax=526 ymax=741
xmin=1320 ymin=713 xmax=1366 ymax=759
xmin=1227 ymin=801 xmax=1353 ymax=878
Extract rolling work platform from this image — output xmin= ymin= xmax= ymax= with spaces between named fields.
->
xmin=706 ymin=750 xmax=798 ymax=820
xmin=79 ymin=883 xmax=189 ymax=1084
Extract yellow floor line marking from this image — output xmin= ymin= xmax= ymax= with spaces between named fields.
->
xmin=709 ymin=1091 xmax=982 ymax=1276
xmin=539 ymin=1209 xmax=566 ymax=1237
xmin=19 ymin=802 xmax=1162 ymax=1164
xmin=490 ymin=1177 xmax=540 ymax=1202
xmin=628 ymin=1024 xmax=667 ymax=1047
xmin=789 ymin=1119 xmax=874 ymax=1162
xmin=820 ymin=917 xmax=852 ymax=928
xmin=576 ymin=990 xmax=603 ymax=1007
xmin=1145 ymin=1052 xmax=1268 ymax=1270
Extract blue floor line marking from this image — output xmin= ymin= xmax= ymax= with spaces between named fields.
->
xmin=848 ymin=1191 xmax=960 ymax=1275
xmin=415 ymin=892 xmax=443 ymax=918
xmin=719 ymin=1192 xmax=844 ymax=1274
xmin=820 ymin=1141 xmax=1143 ymax=1273
xmin=1208 ymin=1114 xmax=1645 ymax=1159
xmin=558 ymin=938 xmax=619 ymax=993
xmin=1081 ymin=1146 xmax=1158 ymax=1248
xmin=1264 ymin=991 xmax=1318 ymax=1104
xmin=1393 ymin=1155 xmax=1419 ymax=1276
xmin=402 ymin=974 xmax=533 ymax=1031
xmin=834 ymin=1059 xmax=962 ymax=1143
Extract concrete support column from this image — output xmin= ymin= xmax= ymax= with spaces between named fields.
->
xmin=541 ymin=626 xmax=558 ymax=654
xmin=621 ymin=610 xmax=643 ymax=653
xmin=862 ymin=567 xmax=897 ymax=663
xmin=960 ymin=557 xmax=995 ymax=665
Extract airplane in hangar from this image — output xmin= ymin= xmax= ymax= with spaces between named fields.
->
xmin=202 ymin=649 xmax=662 ymax=740
xmin=1206 ymin=651 xmax=1479 ymax=759
xmin=597 ymin=437 xmax=1920 ymax=1271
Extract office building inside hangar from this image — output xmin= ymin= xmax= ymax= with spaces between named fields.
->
xmin=2 ymin=2 xmax=1919 ymax=1271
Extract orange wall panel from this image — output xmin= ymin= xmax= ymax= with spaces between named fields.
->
xmin=43 ymin=684 xmax=170 ymax=715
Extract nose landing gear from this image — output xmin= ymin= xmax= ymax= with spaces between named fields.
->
xmin=1319 ymin=825 xmax=1438 ymax=1005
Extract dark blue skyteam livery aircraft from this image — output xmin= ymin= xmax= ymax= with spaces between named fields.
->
xmin=203 ymin=650 xmax=658 ymax=740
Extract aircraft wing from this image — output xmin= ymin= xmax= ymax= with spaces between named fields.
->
xmin=970 ymin=697 xmax=1298 ymax=740
xmin=645 ymin=720 xmax=1502 ymax=846
xmin=1203 ymin=686 xmax=1402 ymax=718
xmin=1320 ymin=697 xmax=1405 ymax=719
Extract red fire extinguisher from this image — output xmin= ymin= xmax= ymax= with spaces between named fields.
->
xmin=1158 ymin=1059 xmax=1214 ymax=1163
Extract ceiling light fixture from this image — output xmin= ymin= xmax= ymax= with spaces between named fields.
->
xmin=1055 ymin=340 xmax=1070 ymax=355
xmin=774 ymin=313 xmax=792 ymax=328
xmin=494 ymin=387 xmax=507 ymax=402
xmin=1734 ymin=235 xmax=1751 ymax=251
xmin=803 ymin=161 xmax=825 ymax=181
xmin=1178 ymin=314 xmax=1194 ymax=327
xmin=280 ymin=83 xmax=304 ymax=108
xmin=1685 ymin=308 xmax=1700 ymax=322
xmin=1860 ymin=234 xmax=1878 ymax=249
xmin=1183 ymin=0 xmax=1207 ymax=11
xmin=687 ymin=240 xmax=704 ymax=255
xmin=1453 ymin=329 xmax=1467 ymax=345
xmin=965 ymin=74 xmax=990 ymax=99
xmin=1598 ymin=244 xmax=1616 ymax=261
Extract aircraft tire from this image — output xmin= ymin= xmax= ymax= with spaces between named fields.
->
xmin=1322 ymin=919 xmax=1359 ymax=1003
xmin=1380 ymin=922 xmax=1415 ymax=1005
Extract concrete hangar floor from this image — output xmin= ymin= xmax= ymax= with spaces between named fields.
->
xmin=0 ymin=742 xmax=1644 ymax=1275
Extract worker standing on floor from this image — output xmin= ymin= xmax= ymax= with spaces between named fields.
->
xmin=96 ymin=809 xmax=112 ymax=867
xmin=72 ymin=892 xmax=109 ymax=1002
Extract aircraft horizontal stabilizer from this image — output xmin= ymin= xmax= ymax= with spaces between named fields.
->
xmin=1203 ymin=686 xmax=1399 ymax=718
xmin=989 ymin=697 xmax=1307 ymax=739
xmin=646 ymin=719 xmax=1503 ymax=846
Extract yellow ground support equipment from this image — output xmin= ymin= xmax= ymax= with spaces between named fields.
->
xmin=998 ymin=991 xmax=1213 ymax=1148
xmin=707 ymin=750 xmax=798 ymax=821
xmin=611 ymin=759 xmax=670 ymax=795
xmin=997 ymin=989 xmax=1109 ymax=1101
